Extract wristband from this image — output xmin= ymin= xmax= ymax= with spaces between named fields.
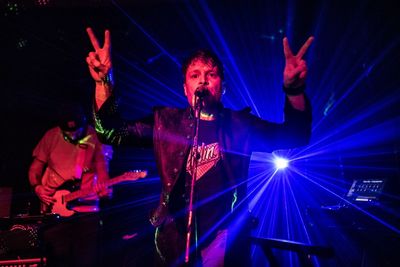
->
xmin=283 ymin=85 xmax=305 ymax=96
xmin=96 ymin=70 xmax=114 ymax=86
xmin=101 ymin=72 xmax=114 ymax=85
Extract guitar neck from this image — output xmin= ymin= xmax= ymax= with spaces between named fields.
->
xmin=63 ymin=173 xmax=143 ymax=203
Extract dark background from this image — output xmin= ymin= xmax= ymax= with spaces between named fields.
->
xmin=1 ymin=0 xmax=400 ymax=266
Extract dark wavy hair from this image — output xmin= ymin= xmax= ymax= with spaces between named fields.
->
xmin=182 ymin=49 xmax=224 ymax=81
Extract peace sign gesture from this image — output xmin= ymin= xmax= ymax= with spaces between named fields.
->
xmin=86 ymin=27 xmax=112 ymax=82
xmin=283 ymin=36 xmax=314 ymax=89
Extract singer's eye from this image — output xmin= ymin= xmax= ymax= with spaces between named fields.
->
xmin=208 ymin=72 xmax=217 ymax=78
xmin=190 ymin=74 xmax=199 ymax=79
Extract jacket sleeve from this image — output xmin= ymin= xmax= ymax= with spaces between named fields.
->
xmin=93 ymin=95 xmax=154 ymax=147
xmin=249 ymin=94 xmax=312 ymax=152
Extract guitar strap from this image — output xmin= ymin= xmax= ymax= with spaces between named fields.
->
xmin=74 ymin=143 xmax=88 ymax=179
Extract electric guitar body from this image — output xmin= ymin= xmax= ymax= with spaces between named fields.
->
xmin=42 ymin=171 xmax=147 ymax=217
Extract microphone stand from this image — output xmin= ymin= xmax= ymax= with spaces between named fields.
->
xmin=185 ymin=95 xmax=203 ymax=264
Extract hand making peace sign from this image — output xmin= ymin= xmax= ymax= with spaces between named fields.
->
xmin=86 ymin=27 xmax=112 ymax=82
xmin=283 ymin=36 xmax=314 ymax=89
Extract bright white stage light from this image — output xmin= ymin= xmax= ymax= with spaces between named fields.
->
xmin=274 ymin=157 xmax=289 ymax=169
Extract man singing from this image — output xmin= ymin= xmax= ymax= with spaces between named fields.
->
xmin=86 ymin=27 xmax=313 ymax=266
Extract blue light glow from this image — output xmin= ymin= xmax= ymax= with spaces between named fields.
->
xmin=274 ymin=157 xmax=289 ymax=169
xmin=7 ymin=1 xmax=398 ymax=266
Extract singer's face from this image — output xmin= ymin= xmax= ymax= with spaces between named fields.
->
xmin=183 ymin=59 xmax=222 ymax=108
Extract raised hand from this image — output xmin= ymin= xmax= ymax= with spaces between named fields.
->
xmin=283 ymin=36 xmax=314 ymax=88
xmin=86 ymin=28 xmax=112 ymax=82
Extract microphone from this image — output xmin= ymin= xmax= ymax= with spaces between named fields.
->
xmin=195 ymin=88 xmax=209 ymax=98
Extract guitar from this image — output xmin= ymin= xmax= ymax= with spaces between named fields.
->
xmin=47 ymin=171 xmax=147 ymax=217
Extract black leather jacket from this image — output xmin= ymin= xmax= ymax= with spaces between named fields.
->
xmin=94 ymin=95 xmax=312 ymax=227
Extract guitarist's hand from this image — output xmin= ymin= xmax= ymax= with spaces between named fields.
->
xmin=35 ymin=185 xmax=56 ymax=206
xmin=94 ymin=182 xmax=112 ymax=198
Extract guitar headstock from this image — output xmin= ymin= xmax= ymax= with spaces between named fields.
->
xmin=119 ymin=170 xmax=148 ymax=182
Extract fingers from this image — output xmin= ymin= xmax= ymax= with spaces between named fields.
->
xmin=283 ymin=37 xmax=293 ymax=59
xmin=87 ymin=27 xmax=111 ymax=52
xmin=86 ymin=27 xmax=101 ymax=51
xmin=35 ymin=186 xmax=56 ymax=205
xmin=85 ymin=28 xmax=112 ymax=80
xmin=94 ymin=182 xmax=110 ymax=197
xmin=299 ymin=70 xmax=307 ymax=80
xmin=290 ymin=65 xmax=305 ymax=79
xmin=94 ymin=182 xmax=106 ymax=193
xmin=296 ymin=36 xmax=314 ymax=59
xmin=284 ymin=36 xmax=314 ymax=60
xmin=87 ymin=52 xmax=101 ymax=68
xmin=283 ymin=37 xmax=311 ymax=88
xmin=41 ymin=195 xmax=56 ymax=206
xmin=86 ymin=54 xmax=108 ymax=77
xmin=285 ymin=59 xmax=306 ymax=75
xmin=284 ymin=59 xmax=307 ymax=87
xmin=103 ymin=30 xmax=111 ymax=51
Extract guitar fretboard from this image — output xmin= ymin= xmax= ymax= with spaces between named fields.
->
xmin=63 ymin=171 xmax=146 ymax=202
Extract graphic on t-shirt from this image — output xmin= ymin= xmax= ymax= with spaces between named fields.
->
xmin=186 ymin=142 xmax=221 ymax=180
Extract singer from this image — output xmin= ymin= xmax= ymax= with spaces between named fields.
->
xmin=86 ymin=27 xmax=313 ymax=267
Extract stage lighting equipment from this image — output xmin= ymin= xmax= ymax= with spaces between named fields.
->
xmin=274 ymin=157 xmax=289 ymax=170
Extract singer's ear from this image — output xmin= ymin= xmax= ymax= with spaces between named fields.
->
xmin=183 ymin=84 xmax=188 ymax=96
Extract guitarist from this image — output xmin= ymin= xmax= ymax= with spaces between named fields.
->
xmin=28 ymin=103 xmax=112 ymax=267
